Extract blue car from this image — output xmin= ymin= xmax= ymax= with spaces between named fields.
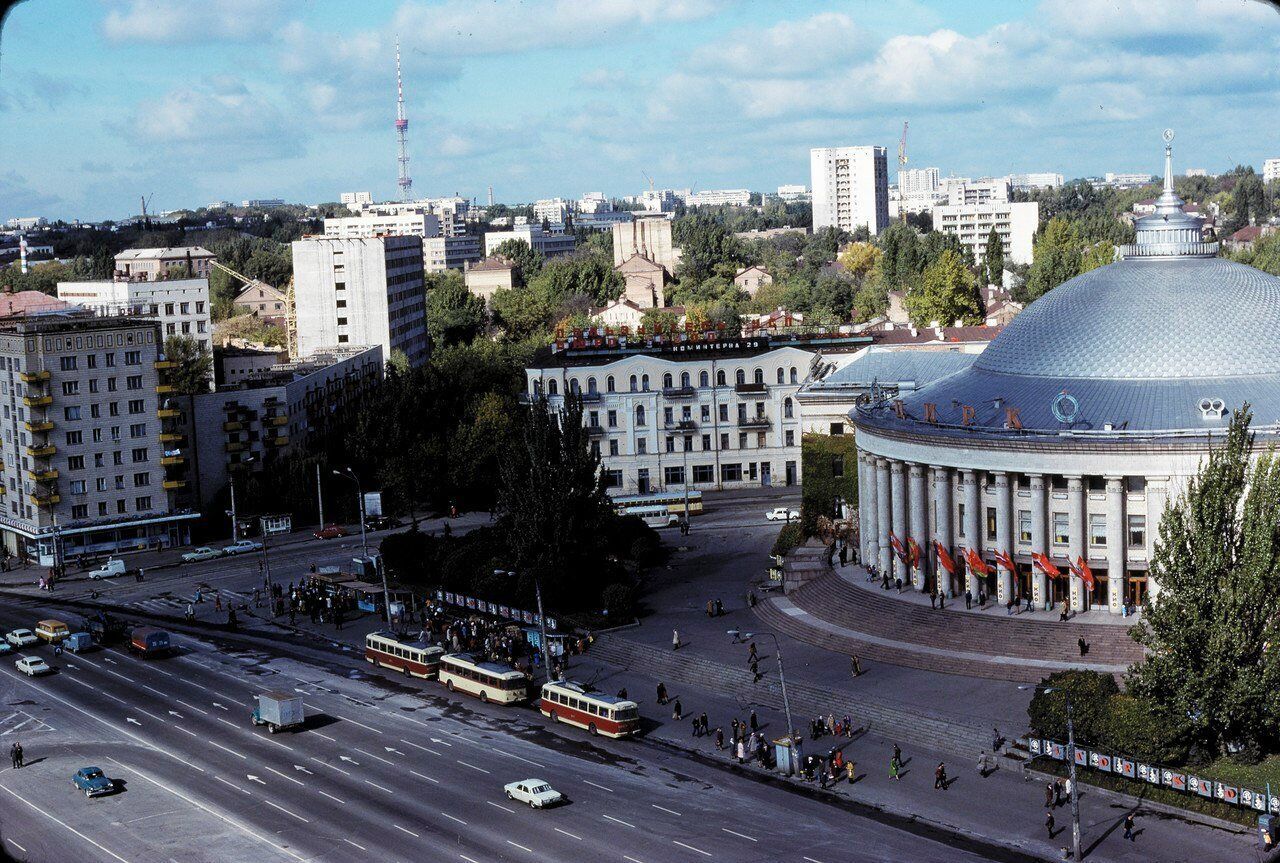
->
xmin=72 ymin=767 xmax=113 ymax=798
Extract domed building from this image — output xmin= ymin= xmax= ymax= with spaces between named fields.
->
xmin=851 ymin=136 xmax=1280 ymax=614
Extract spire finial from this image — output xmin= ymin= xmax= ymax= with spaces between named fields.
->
xmin=1162 ymin=128 xmax=1175 ymax=194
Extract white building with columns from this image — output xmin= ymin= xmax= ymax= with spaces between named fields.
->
xmin=853 ymin=138 xmax=1273 ymax=616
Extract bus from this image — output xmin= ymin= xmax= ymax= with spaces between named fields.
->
xmin=365 ymin=631 xmax=445 ymax=679
xmin=438 ymin=653 xmax=529 ymax=704
xmin=539 ymin=680 xmax=639 ymax=738
xmin=611 ymin=490 xmax=704 ymax=518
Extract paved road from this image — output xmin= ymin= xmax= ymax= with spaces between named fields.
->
xmin=0 ymin=600 xmax=1015 ymax=863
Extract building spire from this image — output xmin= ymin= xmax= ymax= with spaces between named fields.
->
xmin=1162 ymin=128 xmax=1174 ymax=195
xmin=1118 ymin=128 xmax=1218 ymax=260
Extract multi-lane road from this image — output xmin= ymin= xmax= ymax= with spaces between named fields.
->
xmin=0 ymin=592 xmax=1014 ymax=863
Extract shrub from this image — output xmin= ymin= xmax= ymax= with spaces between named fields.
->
xmin=1027 ymin=670 xmax=1119 ymax=745
xmin=1099 ymin=693 xmax=1186 ymax=765
xmin=772 ymin=522 xmax=805 ymax=558
xmin=601 ymin=583 xmax=636 ymax=620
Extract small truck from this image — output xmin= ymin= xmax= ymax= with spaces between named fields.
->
xmin=251 ymin=692 xmax=305 ymax=734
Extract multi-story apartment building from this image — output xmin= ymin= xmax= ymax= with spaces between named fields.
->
xmin=524 ymin=332 xmax=870 ymax=494
xmin=192 ymin=346 xmax=383 ymax=508
xmin=1264 ymin=158 xmax=1280 ymax=184
xmin=944 ymin=178 xmax=1011 ymax=206
xmin=340 ymin=191 xmax=373 ymax=207
xmin=1008 ymin=172 xmax=1064 ymax=191
xmin=684 ymin=189 xmax=752 ymax=207
xmin=351 ymin=197 xmax=470 ymax=237
xmin=322 ymin=211 xmax=480 ymax=272
xmin=113 ymin=246 xmax=215 ymax=280
xmin=810 ymin=145 xmax=890 ymax=236
xmin=56 ymin=277 xmax=212 ymax=353
xmin=533 ymin=198 xmax=570 ymax=226
xmin=422 ymin=235 xmax=483 ymax=272
xmin=291 ymin=235 xmax=428 ymax=367
xmin=933 ymin=200 xmax=1040 ymax=266
xmin=776 ymin=184 xmax=810 ymax=202
xmin=483 ymin=226 xmax=576 ymax=258
xmin=0 ymin=305 xmax=197 ymax=561
xmin=231 ymin=281 xmax=290 ymax=326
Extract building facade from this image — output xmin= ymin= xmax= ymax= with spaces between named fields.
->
xmin=932 ymin=201 xmax=1040 ymax=266
xmin=291 ymin=235 xmax=428 ymax=367
xmin=612 ymin=216 xmax=680 ymax=273
xmin=684 ymin=189 xmax=752 ymax=207
xmin=464 ymin=257 xmax=516 ymax=304
xmin=113 ymin=247 xmax=215 ymax=281
xmin=1008 ymin=173 xmax=1064 ymax=191
xmin=483 ymin=226 xmax=575 ymax=258
xmin=810 ymin=146 xmax=890 ymax=236
xmin=56 ymin=278 xmax=212 ymax=353
xmin=232 ymin=281 xmax=289 ymax=326
xmin=1264 ymin=158 xmax=1280 ymax=184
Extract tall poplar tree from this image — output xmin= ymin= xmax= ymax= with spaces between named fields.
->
xmin=983 ymin=227 xmax=1004 ymax=288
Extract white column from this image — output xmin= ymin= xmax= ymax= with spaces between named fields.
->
xmin=908 ymin=463 xmax=928 ymax=591
xmin=1145 ymin=476 xmax=1168 ymax=604
xmin=962 ymin=470 xmax=982 ymax=601
xmin=876 ymin=458 xmax=892 ymax=578
xmin=1029 ymin=474 xmax=1048 ymax=609
xmin=860 ymin=454 xmax=877 ymax=565
xmin=1106 ymin=477 xmax=1125 ymax=614
xmin=890 ymin=461 xmax=908 ymax=584
xmin=932 ymin=466 xmax=953 ymax=595
xmin=994 ymin=471 xmax=1013 ymax=605
xmin=1067 ymin=476 xmax=1086 ymax=612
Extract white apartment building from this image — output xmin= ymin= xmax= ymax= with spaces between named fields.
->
xmin=483 ymin=226 xmax=576 ymax=258
xmin=291 ymin=235 xmax=429 ymax=367
xmin=353 ymin=197 xmax=471 ymax=237
xmin=1264 ymin=159 xmax=1280 ymax=184
xmin=340 ymin=191 xmax=373 ymax=207
xmin=1103 ymin=172 xmax=1155 ymax=189
xmin=1008 ymin=173 xmax=1064 ymax=191
xmin=684 ymin=189 xmax=752 ymax=207
xmin=945 ymin=178 xmax=1010 ymax=206
xmin=323 ymin=212 xmax=441 ymax=240
xmin=578 ymin=193 xmax=609 ymax=214
xmin=56 ymin=278 xmax=212 ymax=353
xmin=114 ymin=247 xmax=215 ymax=281
xmin=1184 ymin=169 xmax=1208 ymax=178
xmin=810 ymin=146 xmax=890 ymax=236
xmin=897 ymin=167 xmax=943 ymax=213
xmin=423 ymin=235 xmax=483 ymax=272
xmin=932 ymin=201 xmax=1040 ymax=266
xmin=533 ymin=198 xmax=570 ymax=226
xmin=777 ymin=184 xmax=809 ymax=202
xmin=5 ymin=217 xmax=46 ymax=230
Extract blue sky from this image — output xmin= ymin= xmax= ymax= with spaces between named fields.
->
xmin=2 ymin=0 xmax=1278 ymax=221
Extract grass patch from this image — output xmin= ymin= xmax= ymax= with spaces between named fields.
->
xmin=1201 ymin=754 xmax=1280 ymax=792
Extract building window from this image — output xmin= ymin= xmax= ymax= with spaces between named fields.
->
xmin=785 ymin=430 xmax=794 ymax=446
xmin=64 ymin=406 xmax=81 ymax=421
xmin=132 ymin=447 xmax=148 ymax=463
xmin=790 ymin=367 xmax=798 ymax=384
xmin=97 ymin=502 xmax=108 ymax=516
xmin=67 ymin=455 xmax=85 ymax=470
xmin=629 ymin=375 xmax=637 ymax=392
xmin=72 ymin=504 xmax=88 ymax=519
xmin=635 ymin=405 xmax=645 ymax=427
xmin=547 ymin=379 xmax=558 ymax=396
xmin=693 ymin=464 xmax=714 ymax=484
xmin=753 ymin=368 xmax=764 ymax=385
xmin=664 ymin=466 xmax=685 ymax=486
xmin=735 ymin=369 xmax=745 ymax=385
xmin=69 ymin=480 xmax=86 ymax=495
xmin=1018 ymin=510 xmax=1031 ymax=543
xmin=134 ymin=472 xmax=150 ymax=487
xmin=1128 ymin=514 xmax=1146 ymax=547
xmin=717 ymin=370 xmax=726 ymax=386
xmin=587 ymin=377 xmax=597 ymax=395
xmin=663 ymin=373 xmax=673 ymax=389
xmin=607 ymin=410 xmax=617 ymax=428
xmin=663 ymin=407 xmax=673 ymax=425
xmin=829 ymin=422 xmax=845 ymax=435
xmin=61 ymin=381 xmax=79 ymax=395
xmin=66 ymin=430 xmax=83 ymax=445
xmin=60 ymin=356 xmax=77 ymax=371
xmin=738 ymin=432 xmax=748 ymax=448
xmin=636 ymin=438 xmax=647 ymax=454
xmin=641 ymin=374 xmax=650 ymax=391
xmin=606 ymin=375 xmax=615 ymax=393
xmin=721 ymin=463 xmax=743 ymax=482
xmin=1089 ymin=513 xmax=1107 ymax=546
xmin=776 ymin=368 xmax=784 ymax=384
xmin=130 ymin=423 xmax=147 ymax=438
xmin=1126 ymin=476 xmax=1147 ymax=493
xmin=986 ymin=506 xmax=997 ymax=541
xmin=136 ymin=496 xmax=153 ymax=511
xmin=699 ymin=371 xmax=709 ymax=388
xmin=784 ymin=398 xmax=793 ymax=419
xmin=125 ymin=350 xmax=141 ymax=365
xmin=608 ymin=439 xmax=619 ymax=456
xmin=127 ymin=375 xmax=143 ymax=390
xmin=665 ymin=436 xmax=675 ymax=453
xmin=128 ymin=399 xmax=145 ymax=414
xmin=720 ymin=432 xmax=729 ymax=450
xmin=958 ymin=504 xmax=966 ymax=537
xmin=603 ymin=470 xmax=622 ymax=488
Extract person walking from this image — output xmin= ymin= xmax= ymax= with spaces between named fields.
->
xmin=9 ymin=743 xmax=18 ymax=770
xmin=692 ymin=716 xmax=701 ymax=737
xmin=930 ymin=591 xmax=937 ymax=609
xmin=889 ymin=755 xmax=900 ymax=781
xmin=13 ymin=743 xmax=22 ymax=770
xmin=672 ymin=699 xmax=682 ymax=721
xmin=1078 ymin=636 xmax=1088 ymax=656
xmin=934 ymin=762 xmax=947 ymax=790
xmin=214 ymin=594 xmax=222 ymax=612
xmin=1044 ymin=782 xmax=1055 ymax=808
xmin=656 ymin=682 xmax=667 ymax=705
xmin=751 ymin=658 xmax=761 ymax=683
xmin=850 ymin=655 xmax=862 ymax=677
xmin=1045 ymin=810 xmax=1056 ymax=837
xmin=672 ymin=629 xmax=681 ymax=651
xmin=749 ymin=710 xmax=758 ymax=734
xmin=965 ymin=591 xmax=972 ymax=610
xmin=715 ymin=727 xmax=724 ymax=750
xmin=1063 ymin=776 xmax=1072 ymax=802
xmin=1123 ymin=813 xmax=1135 ymax=841
xmin=748 ymin=642 xmax=758 ymax=663
xmin=992 ymin=728 xmax=1001 ymax=752
xmin=845 ymin=760 xmax=856 ymax=783
xmin=893 ymin=743 xmax=902 ymax=766
xmin=977 ymin=750 xmax=990 ymax=777
xmin=698 ymin=712 xmax=708 ymax=737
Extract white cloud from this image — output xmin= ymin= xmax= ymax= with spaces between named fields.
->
xmin=101 ymin=0 xmax=291 ymax=44
xmin=1037 ymin=0 xmax=1277 ymax=42
xmin=690 ymin=12 xmax=865 ymax=77
xmin=122 ymin=77 xmax=300 ymax=160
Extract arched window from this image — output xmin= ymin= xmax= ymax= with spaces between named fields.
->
xmin=569 ymin=378 xmax=580 ymax=394
xmin=533 ymin=380 xmax=543 ymax=395
xmin=635 ymin=405 xmax=646 ymax=427
xmin=735 ymin=369 xmax=746 ymax=385
xmin=776 ymin=368 xmax=784 ymax=384
xmin=548 ymin=379 xmax=559 ymax=395
xmin=784 ymin=397 xmax=794 ymax=418
xmin=680 ymin=371 xmax=691 ymax=388
xmin=641 ymin=374 xmax=650 ymax=391
xmin=717 ymin=370 xmax=727 ymax=386
xmin=753 ymin=368 xmax=764 ymax=385
xmin=663 ymin=373 xmax=673 ymax=389
xmin=629 ymin=374 xmax=637 ymax=392
xmin=587 ymin=377 xmax=597 ymax=394
xmin=790 ymin=367 xmax=798 ymax=384
xmin=699 ymin=370 xmax=709 ymax=387
xmin=607 ymin=375 xmax=615 ymax=393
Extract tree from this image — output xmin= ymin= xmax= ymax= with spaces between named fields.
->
xmin=875 ymin=222 xmax=923 ymax=290
xmin=640 ymin=309 xmax=680 ymax=333
xmin=902 ymin=248 xmax=984 ymax=327
xmin=1129 ymin=406 xmax=1280 ymax=759
xmin=1022 ymin=217 xmax=1084 ymax=303
xmin=674 ymin=214 xmax=743 ymax=284
xmin=491 ymin=239 xmax=544 ymax=283
xmin=983 ymin=227 xmax=1004 ymax=288
xmin=837 ymin=241 xmax=881 ymax=280
xmin=425 ymin=270 xmax=485 ymax=347
xmin=161 ymin=335 xmax=212 ymax=394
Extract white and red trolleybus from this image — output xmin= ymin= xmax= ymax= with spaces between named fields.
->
xmin=364 ymin=631 xmax=445 ymax=679
xmin=539 ymin=679 xmax=640 ymax=738
xmin=438 ymin=653 xmax=529 ymax=704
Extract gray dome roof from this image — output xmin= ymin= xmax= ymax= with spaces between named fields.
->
xmin=973 ymin=258 xmax=1280 ymax=380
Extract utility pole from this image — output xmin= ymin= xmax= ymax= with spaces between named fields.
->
xmin=229 ymin=473 xmax=239 ymax=541
xmin=315 ymin=463 xmax=325 ymax=528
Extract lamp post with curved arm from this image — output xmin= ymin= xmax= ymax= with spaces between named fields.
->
xmin=727 ymin=629 xmax=796 ymax=756
xmin=1021 ymin=683 xmax=1080 ymax=861
xmin=333 ymin=467 xmax=390 ymax=627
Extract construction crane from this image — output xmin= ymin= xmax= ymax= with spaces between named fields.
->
xmin=898 ymin=121 xmax=909 ymax=167
xmin=641 ymin=171 xmax=655 ymax=192
xmin=209 ymin=260 xmax=298 ymax=359
xmin=140 ymin=193 xmax=154 ymax=225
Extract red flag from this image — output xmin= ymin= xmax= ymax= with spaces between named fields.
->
xmin=935 ymin=541 xmax=957 ymax=575
xmin=1032 ymin=552 xmax=1062 ymax=579
xmin=889 ymin=533 xmax=907 ymax=563
xmin=965 ymin=548 xmax=991 ymax=576
xmin=1076 ymin=557 xmax=1095 ymax=590
xmin=907 ymin=538 xmax=921 ymax=568
xmin=993 ymin=549 xmax=1016 ymax=572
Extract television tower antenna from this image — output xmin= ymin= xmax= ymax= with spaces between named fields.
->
xmin=395 ymin=39 xmax=412 ymax=201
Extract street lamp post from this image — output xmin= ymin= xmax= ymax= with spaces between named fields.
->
xmin=1021 ymin=684 xmax=1081 ymax=861
xmin=727 ymin=629 xmax=796 ymax=755
xmin=499 ymin=569 xmax=553 ymax=683
xmin=333 ymin=467 xmax=390 ymax=628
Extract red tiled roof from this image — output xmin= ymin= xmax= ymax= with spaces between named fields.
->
xmin=0 ymin=290 xmax=70 ymax=317
xmin=1230 ymin=226 xmax=1263 ymax=242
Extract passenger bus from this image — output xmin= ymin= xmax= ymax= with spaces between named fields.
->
xmin=364 ymin=631 xmax=445 ymax=679
xmin=539 ymin=680 xmax=640 ymax=738
xmin=611 ymin=490 xmax=704 ymax=518
xmin=438 ymin=653 xmax=529 ymax=704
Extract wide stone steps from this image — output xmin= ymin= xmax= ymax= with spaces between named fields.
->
xmin=588 ymin=634 xmax=993 ymax=756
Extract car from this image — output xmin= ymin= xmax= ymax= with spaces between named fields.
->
xmin=15 ymin=657 xmax=52 ymax=676
xmin=88 ymin=558 xmax=127 ymax=579
xmin=0 ymin=642 xmax=11 ymax=655
xmin=765 ymin=507 xmax=800 ymax=522
xmin=72 ymin=767 xmax=114 ymax=797
xmin=364 ymin=516 xmax=401 ymax=532
xmin=181 ymin=546 xmax=222 ymax=563
xmin=221 ymin=539 xmax=263 ymax=556
xmin=5 ymin=629 xmax=38 ymax=648
xmin=314 ymin=524 xmax=347 ymax=540
xmin=503 ymin=779 xmax=564 ymax=809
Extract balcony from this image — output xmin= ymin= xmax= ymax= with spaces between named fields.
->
xmin=664 ymin=419 xmax=698 ymax=432
xmin=27 ymin=468 xmax=59 ymax=483
xmin=266 ymin=414 xmax=288 ymax=427
xmin=29 ymin=492 xmax=60 ymax=506
xmin=22 ymin=394 xmax=52 ymax=408
xmin=161 ymin=455 xmax=185 ymax=466
xmin=226 ymin=441 xmax=247 ymax=453
xmin=662 ymin=386 xmax=696 ymax=399
xmin=734 ymin=382 xmax=767 ymax=395
xmin=25 ymin=444 xmax=56 ymax=458
xmin=19 ymin=370 xmax=50 ymax=384
xmin=576 ymin=391 xmax=602 ymax=403
xmin=158 ymin=408 xmax=181 ymax=419
xmin=223 ymin=421 xmax=244 ymax=432
xmin=156 ymin=383 xmax=176 ymax=394
xmin=154 ymin=360 xmax=177 ymax=369
xmin=162 ymin=479 xmax=187 ymax=491
xmin=160 ymin=432 xmax=185 ymax=443
xmin=265 ymin=435 xmax=289 ymax=447
xmin=24 ymin=420 xmax=54 ymax=433
xmin=737 ymin=415 xmax=771 ymax=428
xmin=584 ymin=424 xmax=606 ymax=436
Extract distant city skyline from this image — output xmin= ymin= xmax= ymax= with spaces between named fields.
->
xmin=2 ymin=0 xmax=1277 ymax=222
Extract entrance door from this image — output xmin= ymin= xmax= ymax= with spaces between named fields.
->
xmin=637 ymin=469 xmax=650 ymax=494
xmin=1016 ymin=564 xmax=1032 ymax=602
xmin=1126 ymin=575 xmax=1147 ymax=609
xmin=761 ymin=462 xmax=772 ymax=487
xmin=785 ymin=461 xmax=797 ymax=486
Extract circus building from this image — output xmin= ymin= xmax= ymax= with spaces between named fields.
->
xmin=851 ymin=135 xmax=1280 ymax=615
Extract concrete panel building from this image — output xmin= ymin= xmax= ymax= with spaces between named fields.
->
xmin=810 ymin=146 xmax=890 ymax=236
xmin=612 ymin=216 xmax=679 ymax=273
xmin=932 ymin=201 xmax=1040 ymax=266
xmin=113 ymin=247 xmax=215 ymax=281
xmin=483 ymin=226 xmax=575 ymax=259
xmin=56 ymin=278 xmax=212 ymax=353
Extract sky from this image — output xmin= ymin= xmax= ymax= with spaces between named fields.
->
xmin=1 ymin=0 xmax=1278 ymax=222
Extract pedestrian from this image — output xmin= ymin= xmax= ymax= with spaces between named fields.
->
xmin=672 ymin=629 xmax=681 ymax=651
xmin=1059 ymin=605 xmax=1070 ymax=622
xmin=706 ymin=600 xmax=714 ymax=618
xmin=699 ymin=712 xmax=707 ymax=736
xmin=215 ymin=594 xmax=222 ymax=612
xmin=1025 ymin=594 xmax=1034 ymax=613
xmin=839 ymin=545 xmax=847 ymax=566
xmin=715 ymin=727 xmax=724 ymax=750
xmin=965 ymin=591 xmax=972 ymax=610
xmin=1063 ymin=777 xmax=1073 ymax=803
xmin=977 ymin=750 xmax=989 ymax=777
xmin=930 ymin=591 xmax=937 ymax=609
xmin=1045 ymin=811 xmax=1055 ymax=837
xmin=934 ymin=762 xmax=947 ymax=790
xmin=895 ymin=577 xmax=903 ymax=593
xmin=889 ymin=756 xmax=900 ymax=781
xmin=1044 ymin=782 xmax=1055 ymax=809
xmin=936 ymin=589 xmax=945 ymax=609
xmin=656 ymin=682 xmax=667 ymax=705
xmin=1006 ymin=597 xmax=1014 ymax=615
xmin=1077 ymin=636 xmax=1088 ymax=656
xmin=1123 ymin=813 xmax=1135 ymax=841
xmin=748 ymin=642 xmax=758 ymax=663
xmin=736 ymin=739 xmax=744 ymax=763
xmin=751 ymin=659 xmax=760 ymax=683
xmin=749 ymin=710 xmax=758 ymax=733
xmin=893 ymin=743 xmax=902 ymax=765
xmin=846 ymin=760 xmax=856 ymax=783
xmin=850 ymin=655 xmax=862 ymax=677
xmin=714 ymin=598 xmax=723 ymax=616
xmin=672 ymin=699 xmax=682 ymax=721
xmin=692 ymin=716 xmax=701 ymax=737
xmin=9 ymin=743 xmax=18 ymax=770
xmin=843 ymin=714 xmax=853 ymax=738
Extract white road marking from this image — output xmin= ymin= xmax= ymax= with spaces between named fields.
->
xmin=310 ymin=757 xmax=349 ymax=776
xmin=208 ymin=740 xmax=247 ymax=760
xmin=507 ymin=840 xmax=534 ymax=853
xmin=246 ymin=775 xmax=267 ymax=785
xmin=256 ymin=735 xmax=295 ymax=752
xmin=64 ymin=676 xmax=97 ymax=691
xmin=211 ymin=702 xmax=228 ymax=711
xmin=721 ymin=828 xmax=756 ymax=842
xmin=333 ymin=713 xmax=382 ymax=733
xmin=309 ymin=730 xmax=337 ymax=742
xmin=174 ymin=726 xmax=200 ymax=738
xmin=652 ymin=804 xmax=682 ymax=816
xmin=5 ymin=838 xmax=25 ymax=853
xmin=441 ymin=812 xmax=467 ymax=825
xmin=342 ymin=838 xmax=366 ymax=851
xmin=393 ymin=825 xmax=419 ymax=838
xmin=490 ymin=746 xmax=544 ymax=769
xmin=0 ymin=783 xmax=131 ymax=863
xmin=603 ymin=814 xmax=635 ymax=828
xmin=487 ymin=801 xmax=514 ymax=813
xmin=410 ymin=770 xmax=439 ymax=784
xmin=457 ymin=759 xmax=490 ymax=774
xmin=143 ymin=684 xmax=168 ymax=697
xmin=554 ymin=828 xmax=582 ymax=841
xmin=354 ymin=747 xmax=394 ymax=765
xmin=214 ymin=776 xmax=251 ymax=795
xmin=803 ymin=858 xmax=826 ymax=863
xmin=399 ymin=738 xmax=442 ymax=755
xmin=317 ymin=789 xmax=346 ymax=804
xmin=624 ymin=857 xmax=647 ymax=863
xmin=460 ymin=856 xmax=480 ymax=863
xmin=150 ymin=666 xmax=175 ymax=678
xmin=673 ymin=840 xmax=712 ymax=857
xmin=263 ymin=799 xmax=309 ymax=823
xmin=583 ymin=779 xmax=613 ymax=792
xmin=214 ymin=717 xmax=239 ymax=729
xmin=175 ymin=699 xmax=208 ymax=715
xmin=265 ymin=765 xmax=305 ymax=786
xmin=364 ymin=779 xmax=394 ymax=794
xmin=99 ymin=691 xmax=129 ymax=705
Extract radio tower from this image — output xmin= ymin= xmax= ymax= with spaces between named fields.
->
xmin=394 ymin=39 xmax=412 ymax=201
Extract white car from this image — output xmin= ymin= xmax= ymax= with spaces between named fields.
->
xmin=221 ymin=539 xmax=263 ymax=556
xmin=5 ymin=629 xmax=39 ymax=648
xmin=88 ymin=558 xmax=126 ymax=579
xmin=765 ymin=507 xmax=800 ymax=522
xmin=15 ymin=657 xmax=52 ymax=676
xmin=503 ymin=779 xmax=563 ymax=809
xmin=182 ymin=546 xmax=222 ymax=563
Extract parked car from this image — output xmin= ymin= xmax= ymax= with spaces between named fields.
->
xmin=221 ymin=539 xmax=263 ymax=556
xmin=34 ymin=619 xmax=70 ymax=643
xmin=5 ymin=629 xmax=38 ymax=648
xmin=15 ymin=656 xmax=52 ymax=676
xmin=88 ymin=558 xmax=127 ymax=579
xmin=0 ymin=642 xmax=12 ymax=655
xmin=72 ymin=767 xmax=114 ymax=797
xmin=314 ymin=524 xmax=347 ymax=540
xmin=765 ymin=507 xmax=800 ymax=522
xmin=503 ymin=779 xmax=564 ymax=809
xmin=181 ymin=546 xmax=222 ymax=563
xmin=364 ymin=516 xmax=401 ymax=532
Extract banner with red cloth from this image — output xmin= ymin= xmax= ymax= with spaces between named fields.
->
xmin=965 ymin=548 xmax=992 ymax=576
xmin=993 ymin=549 xmax=1017 ymax=572
xmin=1032 ymin=552 xmax=1063 ymax=579
xmin=935 ymin=541 xmax=957 ymax=574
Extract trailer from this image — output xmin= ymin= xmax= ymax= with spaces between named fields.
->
xmin=251 ymin=692 xmax=305 ymax=734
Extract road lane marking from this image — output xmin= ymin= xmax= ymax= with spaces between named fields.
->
xmin=624 ymin=857 xmax=647 ymax=863
xmin=583 ymin=779 xmax=613 ymax=792
xmin=490 ymin=746 xmax=544 ymax=769
xmin=673 ymin=840 xmax=712 ymax=857
xmin=214 ymin=717 xmax=239 ymax=729
xmin=333 ymin=713 xmax=382 ymax=733
xmin=211 ymin=702 xmax=228 ymax=711
xmin=554 ymin=828 xmax=582 ymax=841
xmin=487 ymin=801 xmax=514 ymax=813
xmin=150 ymin=666 xmax=175 ymax=678
xmin=507 ymin=841 xmax=534 ymax=853
xmin=5 ymin=839 xmax=25 ymax=853
xmin=652 ymin=804 xmax=682 ymax=816
xmin=460 ymin=856 xmax=480 ymax=863
xmin=256 ymin=735 xmax=295 ymax=752
xmin=343 ymin=839 xmax=366 ymax=851
xmin=143 ymin=684 xmax=168 ymax=697
xmin=208 ymin=740 xmax=247 ymax=760
xmin=803 ymin=858 xmax=826 ymax=863
xmin=310 ymin=757 xmax=349 ymax=776
xmin=393 ymin=825 xmax=419 ymax=838
xmin=175 ymin=699 xmax=208 ymax=715
xmin=98 ymin=690 xmax=129 ymax=705
xmin=603 ymin=814 xmax=635 ymax=828
xmin=457 ymin=759 xmax=490 ymax=774
xmin=399 ymin=738 xmax=442 ymax=755
xmin=721 ymin=828 xmax=756 ymax=842
xmin=64 ymin=676 xmax=97 ymax=691
xmin=317 ymin=789 xmax=346 ymax=804
xmin=265 ymin=765 xmax=305 ymax=786
xmin=174 ymin=726 xmax=200 ymax=738
xmin=264 ymin=799 xmax=310 ymax=823
xmin=441 ymin=812 xmax=467 ymax=825
xmin=410 ymin=770 xmax=439 ymax=784
xmin=309 ymin=730 xmax=337 ymax=742
xmin=354 ymin=747 xmax=394 ymax=765
xmin=0 ymin=783 xmax=131 ymax=863
xmin=364 ymin=779 xmax=394 ymax=794
xmin=214 ymin=776 xmax=251 ymax=795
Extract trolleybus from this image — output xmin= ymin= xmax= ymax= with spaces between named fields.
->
xmin=539 ymin=679 xmax=640 ymax=738
xmin=438 ymin=652 xmax=529 ymax=704
xmin=364 ymin=631 xmax=445 ymax=679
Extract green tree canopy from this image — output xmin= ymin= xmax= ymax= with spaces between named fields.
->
xmin=902 ymin=248 xmax=984 ymax=327
xmin=491 ymin=239 xmax=544 ymax=284
xmin=1022 ymin=217 xmax=1084 ymax=303
xmin=425 ymin=270 xmax=486 ymax=347
xmin=161 ymin=335 xmax=212 ymax=394
xmin=983 ymin=227 xmax=1004 ymax=288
